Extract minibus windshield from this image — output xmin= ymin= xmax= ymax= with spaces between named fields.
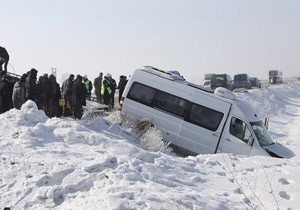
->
xmin=250 ymin=121 xmax=274 ymax=146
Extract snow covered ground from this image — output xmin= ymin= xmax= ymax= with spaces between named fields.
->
xmin=1 ymin=81 xmax=300 ymax=210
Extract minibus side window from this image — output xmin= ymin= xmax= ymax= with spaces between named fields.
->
xmin=127 ymin=82 xmax=156 ymax=106
xmin=185 ymin=103 xmax=224 ymax=131
xmin=155 ymin=91 xmax=188 ymax=117
xmin=229 ymin=117 xmax=253 ymax=145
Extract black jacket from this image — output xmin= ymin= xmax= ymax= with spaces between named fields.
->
xmin=72 ymin=78 xmax=87 ymax=106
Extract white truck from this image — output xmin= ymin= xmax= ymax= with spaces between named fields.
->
xmin=203 ymin=73 xmax=215 ymax=86
xmin=119 ymin=66 xmax=294 ymax=158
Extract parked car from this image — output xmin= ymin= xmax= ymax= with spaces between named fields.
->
xmin=233 ymin=73 xmax=251 ymax=89
xmin=119 ymin=66 xmax=294 ymax=158
xmin=249 ymin=77 xmax=261 ymax=88
xmin=210 ymin=74 xmax=234 ymax=91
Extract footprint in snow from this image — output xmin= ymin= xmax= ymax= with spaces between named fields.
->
xmin=279 ymin=191 xmax=292 ymax=200
xmin=245 ymin=167 xmax=255 ymax=172
xmin=85 ymin=156 xmax=118 ymax=173
xmin=37 ymin=168 xmax=75 ymax=187
xmin=53 ymin=187 xmax=65 ymax=205
xmin=278 ymin=178 xmax=295 ymax=185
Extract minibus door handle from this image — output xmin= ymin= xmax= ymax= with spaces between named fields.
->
xmin=225 ymin=138 xmax=231 ymax=142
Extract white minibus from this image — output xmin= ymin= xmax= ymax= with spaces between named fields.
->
xmin=120 ymin=66 xmax=294 ymax=158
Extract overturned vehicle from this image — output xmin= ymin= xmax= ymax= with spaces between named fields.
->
xmin=119 ymin=66 xmax=295 ymax=158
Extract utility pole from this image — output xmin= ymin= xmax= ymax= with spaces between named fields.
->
xmin=51 ymin=67 xmax=57 ymax=77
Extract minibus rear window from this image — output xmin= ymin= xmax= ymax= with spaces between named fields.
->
xmin=185 ymin=103 xmax=224 ymax=131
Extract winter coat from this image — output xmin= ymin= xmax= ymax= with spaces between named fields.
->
xmin=101 ymin=77 xmax=112 ymax=95
xmin=0 ymin=76 xmax=14 ymax=112
xmin=43 ymin=77 xmax=56 ymax=99
xmin=25 ymin=71 xmax=39 ymax=102
xmin=62 ymin=78 xmax=74 ymax=100
xmin=72 ymin=78 xmax=87 ymax=106
xmin=12 ymin=81 xmax=26 ymax=109
xmin=109 ymin=78 xmax=117 ymax=93
xmin=84 ymin=79 xmax=93 ymax=94
xmin=94 ymin=76 xmax=102 ymax=93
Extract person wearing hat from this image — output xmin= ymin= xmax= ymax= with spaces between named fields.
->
xmin=25 ymin=68 xmax=43 ymax=108
xmin=101 ymin=73 xmax=112 ymax=107
xmin=0 ymin=46 xmax=9 ymax=72
xmin=83 ymin=75 xmax=92 ymax=100
xmin=12 ymin=73 xmax=27 ymax=109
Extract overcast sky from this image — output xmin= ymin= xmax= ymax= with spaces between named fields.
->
xmin=2 ymin=0 xmax=300 ymax=84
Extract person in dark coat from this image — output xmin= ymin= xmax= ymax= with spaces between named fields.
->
xmin=108 ymin=74 xmax=117 ymax=109
xmin=41 ymin=73 xmax=56 ymax=117
xmin=72 ymin=74 xmax=87 ymax=119
xmin=25 ymin=68 xmax=41 ymax=107
xmin=0 ymin=71 xmax=15 ymax=113
xmin=94 ymin=72 xmax=103 ymax=103
xmin=117 ymin=75 xmax=128 ymax=103
xmin=36 ymin=75 xmax=46 ymax=110
xmin=0 ymin=46 xmax=9 ymax=72
xmin=12 ymin=73 xmax=27 ymax=109
xmin=62 ymin=74 xmax=74 ymax=116
xmin=50 ymin=75 xmax=62 ymax=117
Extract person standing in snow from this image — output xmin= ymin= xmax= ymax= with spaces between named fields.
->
xmin=117 ymin=75 xmax=128 ymax=103
xmin=12 ymin=73 xmax=27 ymax=109
xmin=25 ymin=68 xmax=40 ymax=106
xmin=101 ymin=73 xmax=112 ymax=107
xmin=40 ymin=73 xmax=56 ymax=117
xmin=72 ymin=74 xmax=87 ymax=119
xmin=62 ymin=74 xmax=74 ymax=116
xmin=108 ymin=74 xmax=117 ymax=109
xmin=83 ymin=75 xmax=93 ymax=100
xmin=50 ymin=75 xmax=62 ymax=117
xmin=94 ymin=72 xmax=103 ymax=103
xmin=0 ymin=71 xmax=15 ymax=113
xmin=0 ymin=46 xmax=9 ymax=72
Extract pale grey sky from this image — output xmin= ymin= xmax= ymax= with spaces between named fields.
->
xmin=2 ymin=0 xmax=300 ymax=84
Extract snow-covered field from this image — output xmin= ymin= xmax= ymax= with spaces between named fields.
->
xmin=1 ymin=82 xmax=300 ymax=210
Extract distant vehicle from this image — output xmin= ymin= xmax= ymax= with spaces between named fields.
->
xmin=119 ymin=66 xmax=294 ymax=158
xmin=233 ymin=73 xmax=251 ymax=89
xmin=249 ymin=77 xmax=261 ymax=88
xmin=203 ymin=73 xmax=215 ymax=86
xmin=210 ymin=74 xmax=234 ymax=91
xmin=269 ymin=70 xmax=283 ymax=84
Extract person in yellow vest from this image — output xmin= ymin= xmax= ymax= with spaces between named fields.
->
xmin=83 ymin=75 xmax=92 ymax=100
xmin=101 ymin=73 xmax=112 ymax=106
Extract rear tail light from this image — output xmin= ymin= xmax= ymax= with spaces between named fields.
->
xmin=119 ymin=96 xmax=125 ymax=111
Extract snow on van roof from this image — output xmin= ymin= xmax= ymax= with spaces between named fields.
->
xmin=140 ymin=66 xmax=217 ymax=94
xmin=140 ymin=66 xmax=185 ymax=81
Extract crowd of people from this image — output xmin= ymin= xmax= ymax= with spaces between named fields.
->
xmin=0 ymin=46 xmax=128 ymax=119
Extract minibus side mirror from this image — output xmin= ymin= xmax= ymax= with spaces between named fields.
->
xmin=264 ymin=117 xmax=269 ymax=130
